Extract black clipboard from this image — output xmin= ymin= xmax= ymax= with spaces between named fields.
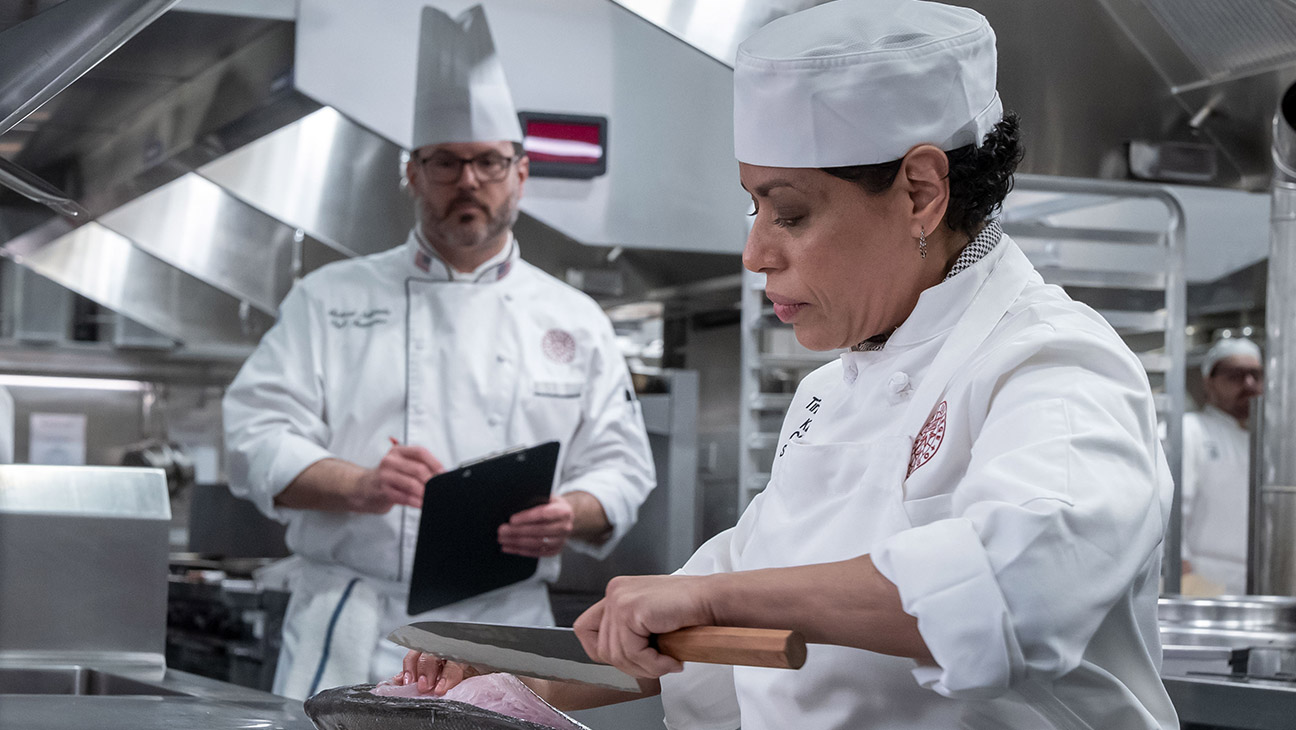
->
xmin=407 ymin=441 xmax=560 ymax=615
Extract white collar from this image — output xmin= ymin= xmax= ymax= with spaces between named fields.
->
xmin=406 ymin=228 xmax=519 ymax=283
xmin=1202 ymin=404 xmax=1248 ymax=432
xmin=838 ymin=235 xmax=1022 ymax=382
xmin=887 ymin=232 xmax=1015 ymax=349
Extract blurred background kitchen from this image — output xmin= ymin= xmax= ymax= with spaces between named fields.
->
xmin=2 ymin=1 xmax=1296 ymax=728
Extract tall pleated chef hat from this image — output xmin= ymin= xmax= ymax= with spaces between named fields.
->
xmin=733 ymin=0 xmax=1003 ymax=168
xmin=1201 ymin=337 xmax=1262 ymax=378
xmin=411 ymin=4 xmax=522 ymax=149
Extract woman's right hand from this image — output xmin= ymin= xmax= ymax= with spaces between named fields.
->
xmin=396 ymin=650 xmax=480 ymax=695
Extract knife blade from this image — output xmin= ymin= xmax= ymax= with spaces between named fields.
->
xmin=387 ymin=621 xmax=806 ymax=692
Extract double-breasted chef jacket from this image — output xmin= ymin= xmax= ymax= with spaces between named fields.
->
xmin=1181 ymin=404 xmax=1250 ymax=594
xmin=661 ymin=232 xmax=1178 ymax=729
xmin=223 ymin=231 xmax=655 ymax=697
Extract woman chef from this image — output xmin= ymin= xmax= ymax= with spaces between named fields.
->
xmin=399 ymin=1 xmax=1179 ymax=727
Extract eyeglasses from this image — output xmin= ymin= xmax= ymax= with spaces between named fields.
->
xmin=417 ymin=151 xmax=517 ymax=184
xmin=1213 ymin=365 xmax=1263 ymax=385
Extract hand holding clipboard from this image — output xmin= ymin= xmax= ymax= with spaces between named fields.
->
xmin=497 ymin=493 xmax=577 ymax=559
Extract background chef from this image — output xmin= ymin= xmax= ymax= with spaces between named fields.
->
xmin=223 ymin=5 xmax=654 ymax=701
xmin=1182 ymin=337 xmax=1264 ymax=595
xmin=407 ymin=1 xmax=1180 ymax=727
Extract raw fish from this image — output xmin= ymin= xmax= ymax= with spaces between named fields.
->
xmin=304 ymin=674 xmax=589 ymax=730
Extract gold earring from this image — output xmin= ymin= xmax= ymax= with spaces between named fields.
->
xmin=919 ymin=227 xmax=927 ymax=259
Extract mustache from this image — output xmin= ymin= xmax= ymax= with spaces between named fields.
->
xmin=446 ymin=195 xmax=487 ymax=213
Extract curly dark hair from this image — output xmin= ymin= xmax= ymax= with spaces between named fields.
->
xmin=821 ymin=112 xmax=1024 ymax=239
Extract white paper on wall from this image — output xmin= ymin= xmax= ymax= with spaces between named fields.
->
xmin=29 ymin=412 xmax=87 ymax=466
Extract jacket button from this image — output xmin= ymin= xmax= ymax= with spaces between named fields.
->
xmin=888 ymin=372 xmax=910 ymax=393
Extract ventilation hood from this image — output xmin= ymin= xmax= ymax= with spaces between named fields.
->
xmin=612 ymin=0 xmax=1296 ymax=190
xmin=0 ymin=0 xmax=747 ymax=358
xmin=0 ymin=0 xmax=177 ymax=220
xmin=1 ymin=0 xmax=1294 ymax=362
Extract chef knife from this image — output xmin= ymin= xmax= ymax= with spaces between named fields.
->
xmin=388 ymin=621 xmax=806 ymax=692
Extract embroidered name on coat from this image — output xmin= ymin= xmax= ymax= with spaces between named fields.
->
xmin=778 ymin=396 xmax=822 ymax=458
xmin=329 ymin=308 xmax=390 ymax=328
xmin=908 ymin=400 xmax=947 ymax=476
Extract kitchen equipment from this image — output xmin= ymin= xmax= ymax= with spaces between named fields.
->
xmin=1159 ymin=596 xmax=1296 ymax=632
xmin=388 ymin=621 xmax=806 ymax=692
xmin=0 ymin=464 xmax=170 ymax=677
xmin=121 ymin=440 xmax=195 ymax=497
xmin=1231 ymin=646 xmax=1296 ymax=680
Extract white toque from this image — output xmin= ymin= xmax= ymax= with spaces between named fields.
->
xmin=411 ymin=4 xmax=522 ymax=150
xmin=734 ymin=0 xmax=1003 ymax=168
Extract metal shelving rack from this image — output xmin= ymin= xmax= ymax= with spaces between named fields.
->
xmin=738 ymin=175 xmax=1186 ymax=590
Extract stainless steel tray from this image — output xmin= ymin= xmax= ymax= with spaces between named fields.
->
xmin=1159 ymin=596 xmax=1296 ymax=632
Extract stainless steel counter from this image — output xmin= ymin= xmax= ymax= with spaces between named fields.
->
xmin=0 ymin=665 xmax=314 ymax=730
xmin=1159 ymin=597 xmax=1296 ymax=729
xmin=1164 ymin=674 xmax=1296 ymax=730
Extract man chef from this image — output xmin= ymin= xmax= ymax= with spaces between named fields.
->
xmin=222 ymin=5 xmax=654 ymax=700
xmin=1182 ymin=337 xmax=1264 ymax=594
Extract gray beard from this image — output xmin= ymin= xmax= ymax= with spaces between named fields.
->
xmin=428 ymin=198 xmax=520 ymax=251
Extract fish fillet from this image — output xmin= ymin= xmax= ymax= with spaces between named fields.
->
xmin=304 ymin=674 xmax=589 ymax=730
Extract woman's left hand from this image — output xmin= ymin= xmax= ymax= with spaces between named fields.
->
xmin=572 ymin=573 xmax=714 ymax=679
xmin=397 ymin=650 xmax=481 ymax=695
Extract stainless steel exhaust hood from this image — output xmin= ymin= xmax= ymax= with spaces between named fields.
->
xmin=613 ymin=0 xmax=1296 ymax=190
xmin=0 ymin=0 xmax=178 ymax=217
xmin=3 ymin=0 xmax=1295 ymax=359
xmin=0 ymin=0 xmax=752 ymax=356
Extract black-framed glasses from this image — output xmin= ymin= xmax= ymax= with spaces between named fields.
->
xmin=1213 ymin=365 xmax=1263 ymax=384
xmin=417 ymin=151 xmax=517 ymax=184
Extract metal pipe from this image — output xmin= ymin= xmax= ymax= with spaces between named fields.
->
xmin=0 ymin=157 xmax=89 ymax=221
xmin=1258 ymin=81 xmax=1296 ymax=596
xmin=1248 ymin=394 xmax=1263 ymax=595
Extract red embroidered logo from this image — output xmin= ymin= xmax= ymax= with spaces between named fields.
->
xmin=541 ymin=329 xmax=577 ymax=364
xmin=908 ymin=401 xmax=947 ymax=477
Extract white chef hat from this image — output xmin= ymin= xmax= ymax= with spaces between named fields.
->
xmin=733 ymin=0 xmax=1003 ymax=168
xmin=411 ymin=4 xmax=522 ymax=150
xmin=1201 ymin=337 xmax=1262 ymax=378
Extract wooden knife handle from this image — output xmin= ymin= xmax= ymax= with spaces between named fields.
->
xmin=651 ymin=627 xmax=806 ymax=669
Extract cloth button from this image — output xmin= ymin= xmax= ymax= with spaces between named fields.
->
xmin=886 ymin=372 xmax=912 ymax=405
xmin=488 ymin=415 xmax=501 ymax=426
xmin=888 ymin=372 xmax=910 ymax=393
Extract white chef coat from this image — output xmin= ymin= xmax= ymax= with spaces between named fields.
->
xmin=1181 ymin=405 xmax=1250 ymax=594
xmin=223 ymin=230 xmax=655 ymax=698
xmin=661 ymin=235 xmax=1177 ymax=729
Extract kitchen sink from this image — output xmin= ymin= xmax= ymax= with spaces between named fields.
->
xmin=0 ymin=666 xmax=187 ymax=696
